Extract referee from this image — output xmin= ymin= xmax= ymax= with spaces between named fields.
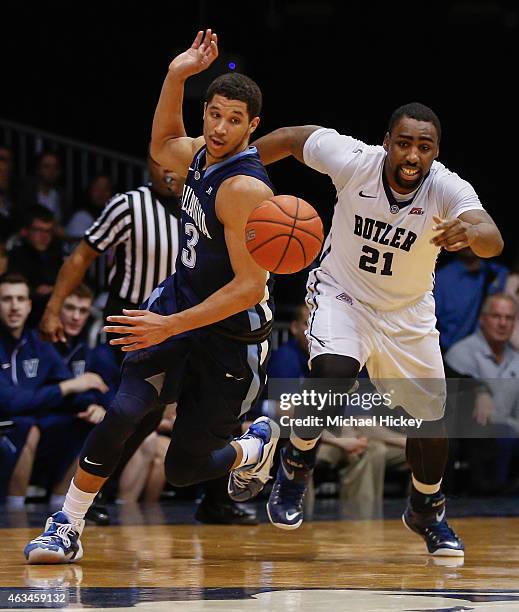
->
xmin=40 ymin=155 xmax=256 ymax=527
xmin=40 ymin=156 xmax=181 ymax=344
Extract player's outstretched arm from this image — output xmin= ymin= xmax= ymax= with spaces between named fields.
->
xmin=430 ymin=211 xmax=503 ymax=257
xmin=104 ymin=177 xmax=272 ymax=351
xmin=253 ymin=126 xmax=322 ymax=165
xmin=150 ymin=29 xmax=218 ymax=175
xmin=40 ymin=240 xmax=98 ymax=343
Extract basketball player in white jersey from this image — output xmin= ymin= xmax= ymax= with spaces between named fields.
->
xmin=254 ymin=103 xmax=503 ymax=556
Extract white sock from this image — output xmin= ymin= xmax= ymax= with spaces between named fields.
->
xmin=62 ymin=480 xmax=98 ymax=526
xmin=290 ymin=432 xmax=319 ymax=451
xmin=6 ymin=495 xmax=25 ymax=508
xmin=235 ymin=436 xmax=262 ymax=468
xmin=412 ymin=475 xmax=442 ymax=495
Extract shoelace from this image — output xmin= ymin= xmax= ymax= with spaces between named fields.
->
xmin=233 ymin=468 xmax=272 ymax=490
xmin=271 ymin=478 xmax=306 ymax=506
xmin=424 ymin=520 xmax=459 ymax=545
xmin=33 ymin=523 xmax=75 ymax=549
xmin=233 ymin=470 xmax=254 ymax=490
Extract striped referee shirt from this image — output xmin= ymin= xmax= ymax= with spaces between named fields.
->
xmin=84 ymin=185 xmax=181 ymax=305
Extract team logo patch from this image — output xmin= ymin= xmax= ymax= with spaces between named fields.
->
xmin=390 ymin=204 xmax=400 ymax=214
xmin=22 ymin=358 xmax=39 ymax=378
xmin=336 ymin=292 xmax=353 ymax=305
xmin=409 ymin=207 xmax=424 ymax=215
xmin=194 ymin=171 xmax=201 ymax=180
xmin=72 ymin=360 xmax=86 ymax=377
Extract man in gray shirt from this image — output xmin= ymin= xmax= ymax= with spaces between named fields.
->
xmin=445 ymin=293 xmax=519 ymax=490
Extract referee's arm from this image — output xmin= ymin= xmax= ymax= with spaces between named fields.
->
xmin=40 ymin=240 xmax=98 ymax=342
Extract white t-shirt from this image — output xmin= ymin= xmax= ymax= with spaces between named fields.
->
xmin=303 ymin=128 xmax=484 ymax=311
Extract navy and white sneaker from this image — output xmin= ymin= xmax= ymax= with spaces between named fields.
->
xmin=24 ymin=511 xmax=84 ymax=564
xmin=267 ymin=446 xmax=312 ymax=530
xmin=228 ymin=416 xmax=280 ymax=502
xmin=402 ymin=494 xmax=464 ymax=557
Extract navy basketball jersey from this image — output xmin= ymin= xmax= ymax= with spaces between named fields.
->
xmin=175 ymin=145 xmax=275 ymax=340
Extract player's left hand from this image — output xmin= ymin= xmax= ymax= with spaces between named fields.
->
xmin=104 ymin=309 xmax=178 ymax=351
xmin=430 ymin=215 xmax=477 ymax=251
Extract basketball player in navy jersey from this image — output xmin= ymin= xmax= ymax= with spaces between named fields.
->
xmin=253 ymin=105 xmax=503 ymax=556
xmin=24 ymin=30 xmax=280 ymax=563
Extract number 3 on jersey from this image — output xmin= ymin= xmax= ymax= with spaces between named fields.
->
xmin=181 ymin=222 xmax=199 ymax=268
xmin=359 ymin=245 xmax=394 ymax=276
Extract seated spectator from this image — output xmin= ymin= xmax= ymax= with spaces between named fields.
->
xmin=0 ymin=146 xmax=17 ymax=241
xmin=7 ymin=205 xmax=65 ymax=326
xmin=0 ymin=274 xmax=109 ymax=507
xmin=18 ymin=151 xmax=71 ymax=227
xmin=55 ymin=283 xmax=119 ymax=410
xmin=434 ymin=248 xmax=508 ymax=352
xmin=445 ymin=293 xmax=519 ymax=492
xmin=64 ymin=174 xmax=115 ymax=299
xmin=65 ymin=174 xmax=114 ymax=242
xmin=504 ymin=251 xmax=519 ymax=351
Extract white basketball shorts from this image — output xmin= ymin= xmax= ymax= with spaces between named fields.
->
xmin=306 ymin=269 xmax=446 ymax=421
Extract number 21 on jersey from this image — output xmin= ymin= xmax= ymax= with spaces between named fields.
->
xmin=359 ymin=245 xmax=394 ymax=276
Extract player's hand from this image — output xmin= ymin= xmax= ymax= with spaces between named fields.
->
xmin=168 ymin=30 xmax=218 ymax=79
xmin=40 ymin=308 xmax=67 ymax=343
xmin=78 ymin=404 xmax=106 ymax=425
xmin=430 ymin=215 xmax=477 ymax=252
xmin=104 ymin=309 xmax=180 ymax=351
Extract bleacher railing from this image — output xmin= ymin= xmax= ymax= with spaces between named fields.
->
xmin=0 ymin=117 xmax=146 ymax=198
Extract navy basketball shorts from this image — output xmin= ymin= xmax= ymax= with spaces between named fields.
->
xmin=122 ymin=274 xmax=270 ymax=455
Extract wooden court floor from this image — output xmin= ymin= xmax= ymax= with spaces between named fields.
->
xmin=1 ymin=514 xmax=519 ymax=611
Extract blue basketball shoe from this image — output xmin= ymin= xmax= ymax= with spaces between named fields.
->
xmin=267 ymin=446 xmax=312 ymax=530
xmin=402 ymin=493 xmax=464 ymax=556
xmin=228 ymin=416 xmax=280 ymax=502
xmin=24 ymin=511 xmax=84 ymax=564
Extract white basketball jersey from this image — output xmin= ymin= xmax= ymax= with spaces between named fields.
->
xmin=303 ymin=128 xmax=484 ymax=310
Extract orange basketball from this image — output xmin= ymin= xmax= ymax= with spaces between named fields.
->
xmin=245 ymin=195 xmax=324 ymax=274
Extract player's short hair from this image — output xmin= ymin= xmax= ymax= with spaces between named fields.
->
xmin=388 ymin=102 xmax=442 ymax=143
xmin=205 ymin=73 xmax=262 ymax=120
xmin=70 ymin=283 xmax=94 ymax=302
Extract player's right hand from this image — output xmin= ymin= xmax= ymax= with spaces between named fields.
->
xmin=40 ymin=309 xmax=66 ymax=343
xmin=168 ymin=29 xmax=218 ymax=78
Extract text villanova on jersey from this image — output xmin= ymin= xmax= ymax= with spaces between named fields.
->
xmin=181 ymin=184 xmax=212 ymax=239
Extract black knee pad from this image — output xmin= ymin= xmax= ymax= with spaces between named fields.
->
xmin=310 ymin=354 xmax=360 ymax=380
xmin=164 ymin=444 xmax=200 ymax=488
